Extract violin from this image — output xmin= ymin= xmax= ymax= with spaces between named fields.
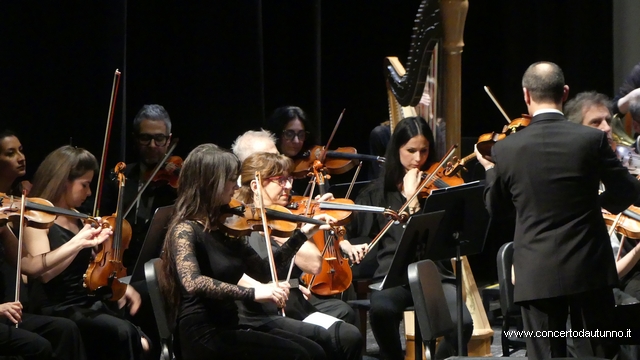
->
xmin=0 ymin=192 xmax=102 ymax=230
xmin=83 ymin=163 xmax=132 ymax=301
xmin=296 ymin=163 xmax=353 ymax=296
xmin=418 ymin=162 xmax=465 ymax=198
xmin=444 ymin=114 xmax=531 ymax=176
xmin=476 ymin=115 xmax=531 ymax=157
xmin=287 ymin=195 xmax=353 ymax=226
xmin=603 ymin=210 xmax=640 ymax=240
xmin=218 ymin=198 xmax=326 ymax=238
xmin=292 ymin=145 xmax=359 ymax=179
xmin=300 ymin=225 xmax=352 ymax=296
xmin=142 ymin=156 xmax=183 ymax=189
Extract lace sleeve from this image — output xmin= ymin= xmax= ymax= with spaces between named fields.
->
xmin=241 ymin=229 xmax=308 ymax=282
xmin=170 ymin=221 xmax=255 ymax=301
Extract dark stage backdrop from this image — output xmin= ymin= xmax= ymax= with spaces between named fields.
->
xmin=0 ymin=0 xmax=613 ymax=283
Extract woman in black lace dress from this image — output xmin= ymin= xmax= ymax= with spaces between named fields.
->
xmin=159 ymin=143 xmax=333 ymax=360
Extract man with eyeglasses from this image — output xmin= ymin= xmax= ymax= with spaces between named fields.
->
xmin=99 ymin=104 xmax=177 ymax=270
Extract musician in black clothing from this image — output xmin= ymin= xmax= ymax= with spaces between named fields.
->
xmin=347 ymin=116 xmax=473 ymax=360
xmin=0 ymin=227 xmax=87 ymax=360
xmin=99 ymin=104 xmax=177 ymax=270
xmin=159 ymin=143 xmax=332 ymax=359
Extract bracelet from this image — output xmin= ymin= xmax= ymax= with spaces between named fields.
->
xmin=41 ymin=252 xmax=47 ymax=269
xmin=486 ymin=164 xmax=495 ymax=171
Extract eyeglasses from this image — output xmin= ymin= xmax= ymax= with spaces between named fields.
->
xmin=282 ymin=130 xmax=308 ymax=141
xmin=266 ymin=175 xmax=293 ymax=186
xmin=137 ymin=133 xmax=170 ymax=146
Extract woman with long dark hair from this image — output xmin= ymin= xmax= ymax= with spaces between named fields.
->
xmin=159 ymin=144 xmax=332 ymax=360
xmin=347 ymin=116 xmax=473 ymax=360
xmin=22 ymin=145 xmax=148 ymax=360
xmin=0 ymin=139 xmax=89 ymax=360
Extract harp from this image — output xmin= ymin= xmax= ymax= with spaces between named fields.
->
xmin=385 ymin=0 xmax=467 ymax=159
xmin=384 ymin=1 xmax=494 ymax=358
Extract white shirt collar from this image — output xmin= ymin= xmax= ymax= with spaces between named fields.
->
xmin=532 ymin=108 xmax=563 ymax=117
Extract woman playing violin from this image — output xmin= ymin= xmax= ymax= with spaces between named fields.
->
xmin=159 ymin=144 xmax=331 ymax=360
xmin=0 ymin=140 xmax=89 ymax=359
xmin=265 ymin=106 xmax=316 ymax=159
xmin=22 ymin=145 xmax=148 ymax=360
xmin=346 ymin=116 xmax=473 ymax=360
xmin=235 ymin=151 xmax=363 ymax=360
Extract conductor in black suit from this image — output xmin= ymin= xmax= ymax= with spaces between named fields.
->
xmin=475 ymin=61 xmax=640 ymax=359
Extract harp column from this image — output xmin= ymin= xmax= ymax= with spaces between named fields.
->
xmin=441 ymin=0 xmax=468 ymax=156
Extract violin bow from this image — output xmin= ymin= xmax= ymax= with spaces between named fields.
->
xmin=319 ymin=109 xmax=346 ymax=163
xmin=345 ymin=162 xmax=363 ymax=200
xmin=301 ymin=109 xmax=346 ymax=198
xmin=254 ymin=171 xmax=285 ymax=316
xmin=483 ymin=86 xmax=511 ymax=124
xmin=123 ymin=139 xmax=179 ymax=219
xmin=93 ymin=70 xmax=122 ymax=217
xmin=13 ymin=191 xmax=27 ymax=328
xmin=366 ymin=144 xmax=458 ymax=251
xmin=320 ymin=109 xmax=364 ymax=195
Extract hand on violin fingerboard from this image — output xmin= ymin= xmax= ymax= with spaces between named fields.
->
xmin=315 ymin=192 xmax=335 ymax=201
xmin=402 ymin=168 xmax=423 ymax=199
xmin=300 ymin=214 xmax=336 ymax=239
xmin=474 ymin=144 xmax=495 ymax=171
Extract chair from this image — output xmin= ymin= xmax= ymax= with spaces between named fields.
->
xmin=144 ymin=258 xmax=174 ymax=360
xmin=496 ymin=242 xmax=526 ymax=356
xmin=407 ymin=259 xmax=456 ymax=360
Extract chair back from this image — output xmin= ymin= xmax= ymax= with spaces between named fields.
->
xmin=407 ymin=259 xmax=455 ymax=341
xmin=496 ymin=242 xmax=519 ymax=315
xmin=145 ymin=258 xmax=173 ymax=360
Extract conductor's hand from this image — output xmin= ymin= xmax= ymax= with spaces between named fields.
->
xmin=0 ymin=301 xmax=22 ymax=324
xmin=474 ymin=144 xmax=495 ymax=171
xmin=254 ymin=283 xmax=289 ymax=305
xmin=69 ymin=224 xmax=112 ymax=251
xmin=300 ymin=213 xmax=336 ymax=239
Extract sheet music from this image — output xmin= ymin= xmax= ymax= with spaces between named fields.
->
xmin=302 ymin=312 xmax=343 ymax=329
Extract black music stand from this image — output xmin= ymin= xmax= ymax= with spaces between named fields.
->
xmin=421 ymin=180 xmax=490 ymax=356
xmin=369 ymin=211 xmax=445 ymax=291
xmin=368 ymin=211 xmax=445 ymax=360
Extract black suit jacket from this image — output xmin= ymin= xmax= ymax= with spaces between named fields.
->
xmin=485 ymin=112 xmax=640 ymax=303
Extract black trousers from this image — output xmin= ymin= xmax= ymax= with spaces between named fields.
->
xmin=43 ymin=300 xmax=142 ymax=360
xmin=520 ymin=287 xmax=619 ymax=360
xmin=369 ymin=283 xmax=473 ymax=360
xmin=260 ymin=315 xmax=362 ymax=360
xmin=177 ymin=313 xmax=322 ymax=360
xmin=0 ymin=312 xmax=85 ymax=360
xmin=308 ymin=295 xmax=357 ymax=325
